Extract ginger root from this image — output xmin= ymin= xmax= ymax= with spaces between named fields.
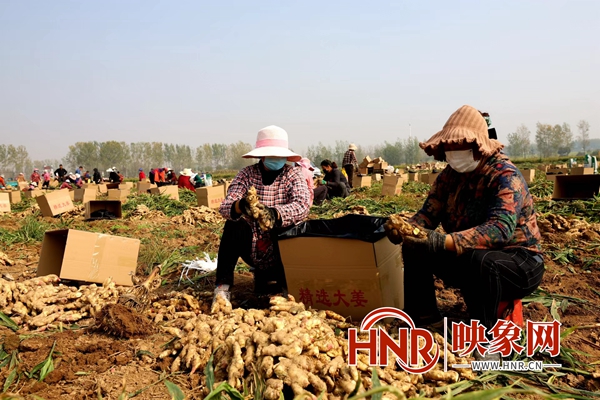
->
xmin=386 ymin=214 xmax=427 ymax=238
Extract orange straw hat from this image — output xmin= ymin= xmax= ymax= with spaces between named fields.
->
xmin=420 ymin=105 xmax=504 ymax=161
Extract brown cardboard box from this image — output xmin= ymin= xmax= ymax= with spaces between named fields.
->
xmin=137 ymin=182 xmax=153 ymax=193
xmin=373 ymin=162 xmax=389 ymax=170
xmin=352 ymin=175 xmax=372 ymax=188
xmin=545 ymin=174 xmax=557 ymax=182
xmin=36 ymin=190 xmax=75 ymax=217
xmin=106 ymin=183 xmax=120 ymax=190
xmin=371 ymin=173 xmax=382 ymax=182
xmin=1 ymin=190 xmax=21 ymax=204
xmin=49 ymin=179 xmax=59 ymax=188
xmin=520 ymin=169 xmax=536 ymax=184
xmin=552 ymin=175 xmax=600 ymax=200
xmin=37 ymin=229 xmax=139 ymax=286
xmin=547 ymin=168 xmax=568 ymax=175
xmin=68 ymin=189 xmax=75 ymax=201
xmin=24 ymin=189 xmax=44 ymax=199
xmin=570 ymin=167 xmax=594 ymax=175
xmin=85 ymin=200 xmax=123 ymax=220
xmin=359 ymin=156 xmax=373 ymax=168
xmin=107 ymin=189 xmax=129 ymax=202
xmin=358 ymin=167 xmax=368 ymax=175
xmin=196 ymin=186 xmax=225 ymax=209
xmin=537 ymin=164 xmax=549 ymax=173
xmin=0 ymin=193 xmax=10 ymax=213
xmin=74 ymin=188 xmax=96 ymax=203
xmin=149 ymin=185 xmax=179 ymax=200
xmin=407 ymin=172 xmax=419 ymax=182
xmin=82 ymin=183 xmax=96 ymax=189
xmin=381 ymin=174 xmax=404 ymax=196
xmin=279 ymin=235 xmax=404 ymax=320
xmin=119 ymin=182 xmax=134 ymax=190
xmin=18 ymin=182 xmax=29 ymax=191
xmin=97 ymin=184 xmax=108 ymax=194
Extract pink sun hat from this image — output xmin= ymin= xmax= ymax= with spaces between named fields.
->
xmin=242 ymin=125 xmax=301 ymax=162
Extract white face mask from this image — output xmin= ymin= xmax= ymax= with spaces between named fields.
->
xmin=445 ymin=149 xmax=480 ymax=173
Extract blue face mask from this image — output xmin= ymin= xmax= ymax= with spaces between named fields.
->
xmin=263 ymin=157 xmax=287 ymax=171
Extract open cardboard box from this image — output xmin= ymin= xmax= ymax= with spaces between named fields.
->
xmin=23 ymin=189 xmax=44 ymax=199
xmin=0 ymin=193 xmax=10 ymax=213
xmin=552 ymin=175 xmax=600 ymax=200
xmin=381 ymin=174 xmax=404 ymax=196
xmin=108 ymin=189 xmax=130 ymax=202
xmin=1 ymin=190 xmax=21 ymax=204
xmin=352 ymin=175 xmax=372 ymax=188
xmin=197 ymin=186 xmax=225 ymax=209
xmin=149 ymin=185 xmax=179 ymax=200
xmin=278 ymin=216 xmax=404 ymax=321
xmin=36 ymin=190 xmax=75 ymax=217
xmin=85 ymin=200 xmax=123 ymax=220
xmin=74 ymin=188 xmax=96 ymax=203
xmin=570 ymin=167 xmax=594 ymax=175
xmin=37 ymin=229 xmax=139 ymax=286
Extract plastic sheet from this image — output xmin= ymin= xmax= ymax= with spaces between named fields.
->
xmin=278 ymin=214 xmax=387 ymax=243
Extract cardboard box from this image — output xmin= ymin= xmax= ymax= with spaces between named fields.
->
xmin=372 ymin=173 xmax=382 ymax=182
xmin=85 ymin=200 xmax=123 ymax=220
xmin=74 ymin=188 xmax=96 ymax=203
xmin=359 ymin=156 xmax=373 ymax=168
xmin=381 ymin=174 xmax=404 ymax=196
xmin=279 ymin=234 xmax=404 ymax=321
xmin=49 ymin=180 xmax=59 ymax=188
xmin=68 ymin=189 xmax=75 ymax=201
xmin=82 ymin=183 xmax=96 ymax=189
xmin=119 ymin=182 xmax=134 ymax=190
xmin=37 ymin=229 xmax=139 ymax=286
xmin=546 ymin=168 xmax=568 ymax=175
xmin=1 ymin=190 xmax=21 ymax=204
xmin=358 ymin=167 xmax=368 ymax=175
xmin=97 ymin=184 xmax=108 ymax=194
xmin=407 ymin=172 xmax=419 ymax=182
xmin=106 ymin=183 xmax=120 ymax=190
xmin=570 ymin=167 xmax=594 ymax=175
xmin=197 ymin=186 xmax=225 ymax=209
xmin=373 ymin=162 xmax=389 ymax=170
xmin=107 ymin=189 xmax=129 ymax=202
xmin=552 ymin=175 xmax=600 ymax=200
xmin=24 ymin=189 xmax=44 ymax=199
xmin=520 ymin=169 xmax=535 ymax=184
xmin=537 ymin=164 xmax=549 ymax=173
xmin=18 ymin=182 xmax=29 ymax=190
xmin=0 ymin=193 xmax=10 ymax=213
xmin=545 ymin=174 xmax=557 ymax=182
xmin=36 ymin=190 xmax=75 ymax=217
xmin=352 ymin=175 xmax=372 ymax=188
xmin=149 ymin=185 xmax=179 ymax=201
xmin=137 ymin=182 xmax=153 ymax=193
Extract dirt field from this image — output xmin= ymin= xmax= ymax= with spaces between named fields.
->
xmin=0 ymin=182 xmax=599 ymax=399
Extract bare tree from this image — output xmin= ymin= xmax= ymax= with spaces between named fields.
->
xmin=577 ymin=120 xmax=590 ymax=154
xmin=507 ymin=124 xmax=531 ymax=158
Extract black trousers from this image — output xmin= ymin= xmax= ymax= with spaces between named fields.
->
xmin=402 ymin=246 xmax=544 ymax=329
xmin=215 ymin=219 xmax=287 ymax=293
xmin=344 ymin=165 xmax=354 ymax=188
xmin=313 ymin=186 xmax=328 ymax=205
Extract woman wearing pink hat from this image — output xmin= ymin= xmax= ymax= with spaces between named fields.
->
xmin=213 ymin=126 xmax=311 ymax=309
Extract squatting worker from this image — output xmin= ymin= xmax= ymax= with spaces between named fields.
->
xmin=213 ymin=125 xmax=311 ymax=307
xmin=320 ymin=160 xmax=350 ymax=199
xmin=385 ymin=105 xmax=544 ymax=360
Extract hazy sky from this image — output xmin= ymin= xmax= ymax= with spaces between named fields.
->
xmin=1 ymin=0 xmax=599 ymax=161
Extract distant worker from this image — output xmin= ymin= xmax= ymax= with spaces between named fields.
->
xmin=92 ymin=168 xmax=102 ymax=184
xmin=17 ymin=173 xmax=26 ymax=183
xmin=342 ymin=144 xmax=359 ymax=188
xmin=177 ymin=168 xmax=196 ymax=191
xmin=0 ymin=175 xmax=6 ymax=189
xmin=42 ymin=170 xmax=51 ymax=189
xmin=138 ymin=168 xmax=146 ymax=181
xmin=75 ymin=165 xmax=83 ymax=175
xmin=157 ymin=168 xmax=166 ymax=186
xmin=30 ymin=168 xmax=41 ymax=184
xmin=107 ymin=168 xmax=120 ymax=183
xmin=320 ymin=160 xmax=350 ymax=199
xmin=54 ymin=164 xmax=68 ymax=182
xmin=84 ymin=170 xmax=91 ymax=182
xmin=296 ymin=158 xmax=315 ymax=207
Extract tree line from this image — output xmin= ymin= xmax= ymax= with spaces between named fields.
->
xmin=505 ymin=120 xmax=595 ymax=158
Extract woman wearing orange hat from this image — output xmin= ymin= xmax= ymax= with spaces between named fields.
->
xmin=385 ymin=105 xmax=544 ymax=361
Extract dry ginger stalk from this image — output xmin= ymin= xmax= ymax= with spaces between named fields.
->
xmin=386 ymin=214 xmax=427 ymax=238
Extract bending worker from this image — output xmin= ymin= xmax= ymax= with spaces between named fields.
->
xmin=385 ymin=105 xmax=544 ymax=361
xmin=213 ymin=125 xmax=311 ymax=307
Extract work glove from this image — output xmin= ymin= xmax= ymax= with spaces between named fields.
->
xmin=384 ymin=219 xmax=403 ymax=245
xmin=259 ymin=207 xmax=281 ymax=231
xmin=403 ymin=230 xmax=447 ymax=253
xmin=321 ymin=180 xmax=327 ymax=185
xmin=236 ymin=197 xmax=254 ymax=218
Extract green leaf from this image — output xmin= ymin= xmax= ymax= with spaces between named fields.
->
xmin=3 ymin=366 xmax=18 ymax=392
xmin=0 ymin=312 xmax=19 ymax=331
xmin=205 ymin=382 xmax=245 ymax=400
xmin=29 ymin=341 xmax=56 ymax=382
xmin=550 ymin=299 xmax=561 ymax=323
xmin=164 ymin=380 xmax=185 ymax=400
xmin=371 ymin=368 xmax=382 ymax=400
xmin=204 ymin=350 xmax=216 ymax=392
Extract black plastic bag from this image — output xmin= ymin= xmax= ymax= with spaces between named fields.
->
xmin=87 ymin=209 xmax=117 ymax=221
xmin=277 ymin=214 xmax=388 ymax=243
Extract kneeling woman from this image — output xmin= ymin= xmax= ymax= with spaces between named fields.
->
xmin=320 ymin=160 xmax=350 ymax=199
